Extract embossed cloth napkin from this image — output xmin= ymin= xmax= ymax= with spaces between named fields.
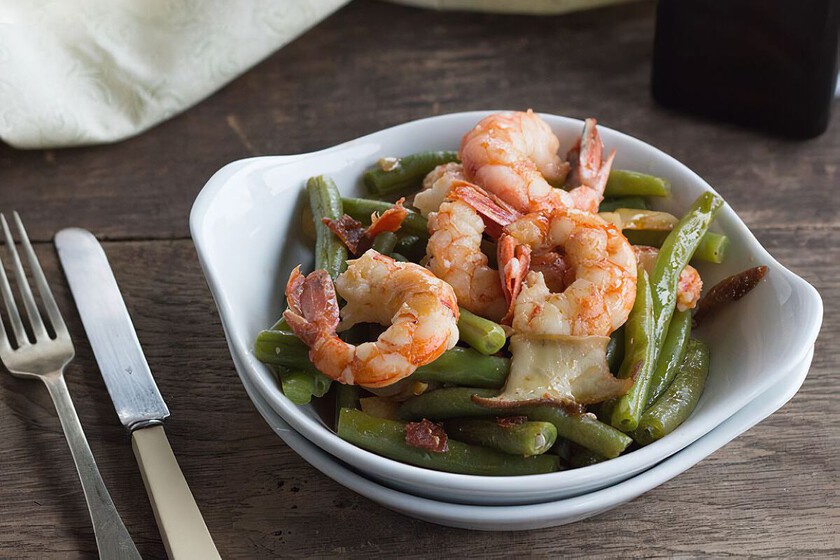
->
xmin=0 ymin=0 xmax=636 ymax=149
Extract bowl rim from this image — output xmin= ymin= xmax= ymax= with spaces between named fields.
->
xmin=191 ymin=110 xmax=824 ymax=499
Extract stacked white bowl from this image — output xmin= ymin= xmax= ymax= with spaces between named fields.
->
xmin=191 ymin=113 xmax=822 ymax=528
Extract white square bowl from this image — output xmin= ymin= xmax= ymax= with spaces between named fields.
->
xmin=191 ymin=111 xmax=823 ymax=506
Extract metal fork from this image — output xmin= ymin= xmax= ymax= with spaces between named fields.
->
xmin=0 ymin=213 xmax=141 ymax=560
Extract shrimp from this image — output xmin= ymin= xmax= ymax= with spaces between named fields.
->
xmin=508 ymin=208 xmax=637 ymax=337
xmin=414 ymin=162 xmax=466 ymax=216
xmin=283 ymin=250 xmax=459 ymax=388
xmin=459 ymin=111 xmax=615 ymax=214
xmin=460 ymin=110 xmax=572 ymax=213
xmin=426 ymin=196 xmax=509 ymax=322
xmin=633 ymin=245 xmax=703 ymax=311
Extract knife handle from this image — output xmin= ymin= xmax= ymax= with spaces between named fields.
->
xmin=131 ymin=425 xmax=221 ymax=560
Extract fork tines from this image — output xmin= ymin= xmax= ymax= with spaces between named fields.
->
xmin=0 ymin=212 xmax=67 ymax=350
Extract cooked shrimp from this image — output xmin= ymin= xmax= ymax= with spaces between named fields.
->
xmin=283 ymin=250 xmax=459 ymax=388
xmin=459 ymin=111 xmax=615 ymax=214
xmin=633 ymin=245 xmax=703 ymax=311
xmin=509 ymin=208 xmax=637 ymax=336
xmin=460 ymin=110 xmax=572 ymax=213
xmin=414 ymin=162 xmax=466 ymax=216
xmin=565 ymin=118 xmax=616 ymax=214
xmin=426 ymin=197 xmax=509 ymax=322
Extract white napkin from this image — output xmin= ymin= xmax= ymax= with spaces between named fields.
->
xmin=0 ymin=0 xmax=636 ymax=149
xmin=0 ymin=0 xmax=350 ymax=149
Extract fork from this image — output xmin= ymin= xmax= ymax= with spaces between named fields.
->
xmin=0 ymin=213 xmax=141 ymax=560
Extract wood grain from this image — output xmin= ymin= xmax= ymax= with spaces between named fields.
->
xmin=0 ymin=0 xmax=837 ymax=557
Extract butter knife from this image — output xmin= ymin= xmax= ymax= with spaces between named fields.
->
xmin=55 ymin=228 xmax=221 ymax=560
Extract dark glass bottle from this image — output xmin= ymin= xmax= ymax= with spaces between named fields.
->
xmin=652 ymin=0 xmax=840 ymax=138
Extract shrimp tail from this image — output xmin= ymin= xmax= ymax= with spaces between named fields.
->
xmin=283 ymin=267 xmax=340 ymax=346
xmin=368 ymin=197 xmax=408 ymax=237
xmin=451 ymin=181 xmax=522 ymax=239
xmin=498 ymin=234 xmax=531 ymax=325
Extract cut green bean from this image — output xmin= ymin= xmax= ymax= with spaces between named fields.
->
xmin=569 ymin=447 xmax=608 ymax=468
xmin=342 ymin=197 xmax=428 ymax=238
xmin=605 ymin=170 xmax=671 ymax=197
xmin=335 ymin=383 xmax=362 ymax=411
xmin=598 ymin=196 xmax=649 ymax=212
xmin=606 ymin=327 xmax=625 ymax=373
xmin=389 ymin=252 xmax=409 ymax=262
xmin=457 ymin=307 xmax=507 ymax=355
xmin=255 ymin=330 xmax=509 ymax=389
xmin=371 ymin=231 xmax=398 ymax=254
xmin=338 ymin=408 xmax=559 ymax=476
xmin=399 ymin=387 xmax=498 ymax=421
xmin=443 ymin=418 xmax=557 ymax=457
xmin=306 ymin=176 xmax=347 ymax=279
xmin=610 ymin=269 xmax=656 ymax=432
xmin=632 ymin=340 xmax=709 ymax=445
xmin=624 ymin=230 xmax=729 ymax=264
xmin=364 ymin=151 xmax=459 ymax=197
xmin=395 ymin=234 xmax=426 ymax=262
xmin=646 ymin=309 xmax=691 ymax=408
xmin=398 ymin=387 xmax=633 ymax=459
xmin=279 ymin=370 xmax=332 ymax=405
xmin=651 ymin=192 xmax=723 ymax=343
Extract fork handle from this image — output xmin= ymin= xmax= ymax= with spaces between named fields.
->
xmin=42 ymin=371 xmax=142 ymax=560
xmin=131 ymin=425 xmax=222 ymax=560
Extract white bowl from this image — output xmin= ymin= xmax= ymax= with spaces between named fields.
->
xmin=191 ymin=111 xmax=823 ymax=506
xmin=237 ymin=344 xmax=813 ymax=530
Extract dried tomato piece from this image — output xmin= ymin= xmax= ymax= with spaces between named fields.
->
xmin=405 ymin=418 xmax=449 ymax=453
xmin=693 ymin=266 xmax=768 ymax=326
xmin=323 ymin=215 xmax=371 ymax=255
xmin=368 ymin=198 xmax=408 ymax=237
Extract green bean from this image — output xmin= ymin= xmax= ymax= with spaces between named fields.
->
xmin=606 ymin=326 xmax=625 ymax=373
xmin=342 ymin=197 xmax=429 ymax=238
xmin=371 ymin=231 xmax=398 ymax=254
xmin=399 ymin=387 xmax=498 ymax=421
xmin=335 ymin=383 xmax=362 ymax=411
xmin=255 ymin=330 xmax=509 ymax=389
xmin=398 ymin=388 xmax=633 ymax=459
xmin=457 ymin=307 xmax=507 ymax=355
xmin=337 ymin=408 xmax=560 ymax=476
xmin=646 ymin=309 xmax=691 ymax=407
xmin=443 ymin=418 xmax=557 ymax=457
xmin=651 ymin=192 xmax=723 ymax=342
xmin=521 ymin=406 xmax=633 ymax=459
xmin=605 ymin=170 xmax=671 ymax=197
xmin=363 ymin=151 xmax=459 ymax=196
xmin=389 ymin=252 xmax=409 ymax=262
xmin=632 ymin=340 xmax=709 ymax=445
xmin=569 ymin=447 xmax=608 ymax=468
xmin=624 ymin=230 xmax=729 ymax=264
xmin=598 ymin=196 xmax=649 ymax=212
xmin=395 ymin=234 xmax=426 ymax=262
xmin=306 ymin=176 xmax=347 ymax=279
xmin=610 ymin=269 xmax=656 ymax=432
xmin=278 ymin=370 xmax=332 ymax=405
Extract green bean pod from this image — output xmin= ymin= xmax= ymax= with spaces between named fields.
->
xmin=624 ymin=230 xmax=729 ymax=264
xmin=651 ymin=192 xmax=723 ymax=342
xmin=605 ymin=170 xmax=671 ymax=197
xmin=598 ymin=196 xmax=649 ymax=212
xmin=606 ymin=326 xmax=625 ymax=373
xmin=255 ymin=331 xmax=510 ymax=389
xmin=443 ymin=418 xmax=557 ymax=457
xmin=632 ymin=340 xmax=710 ymax=445
xmin=610 ymin=269 xmax=656 ymax=432
xmin=363 ymin=151 xmax=459 ymax=196
xmin=371 ymin=231 xmax=398 ymax=254
xmin=337 ymin=408 xmax=560 ymax=476
xmin=306 ymin=176 xmax=347 ymax=279
xmin=278 ymin=370 xmax=332 ymax=405
xmin=645 ymin=309 xmax=691 ymax=408
xmin=342 ymin=197 xmax=429 ymax=238
xmin=457 ymin=307 xmax=508 ymax=355
xmin=568 ymin=448 xmax=608 ymax=468
xmin=398 ymin=387 xmax=633 ymax=459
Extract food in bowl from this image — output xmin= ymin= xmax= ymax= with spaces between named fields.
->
xmin=253 ymin=110 xmax=766 ymax=475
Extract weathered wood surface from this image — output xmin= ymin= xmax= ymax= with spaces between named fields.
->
xmin=0 ymin=1 xmax=837 ymax=558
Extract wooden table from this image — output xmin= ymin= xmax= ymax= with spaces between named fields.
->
xmin=1 ymin=1 xmax=837 ymax=557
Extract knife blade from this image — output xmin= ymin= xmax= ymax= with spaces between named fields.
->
xmin=55 ymin=228 xmax=221 ymax=560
